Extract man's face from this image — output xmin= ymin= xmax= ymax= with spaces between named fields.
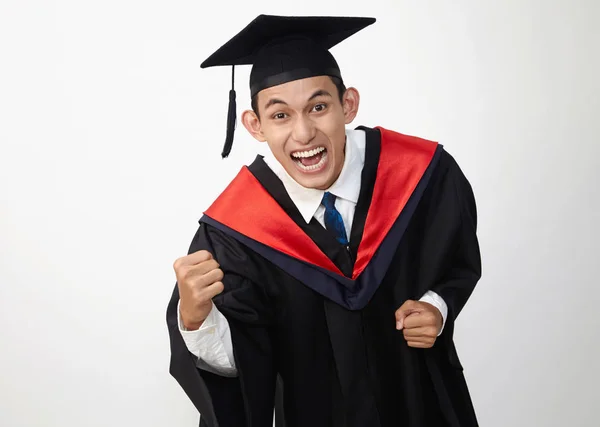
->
xmin=243 ymin=76 xmax=359 ymax=190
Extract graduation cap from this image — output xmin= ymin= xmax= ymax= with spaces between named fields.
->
xmin=200 ymin=14 xmax=376 ymax=158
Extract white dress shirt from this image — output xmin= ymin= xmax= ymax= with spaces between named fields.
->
xmin=179 ymin=129 xmax=448 ymax=374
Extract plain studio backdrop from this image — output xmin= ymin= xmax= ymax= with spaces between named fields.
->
xmin=1 ymin=0 xmax=599 ymax=426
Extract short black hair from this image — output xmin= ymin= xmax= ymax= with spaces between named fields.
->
xmin=251 ymin=76 xmax=347 ymax=118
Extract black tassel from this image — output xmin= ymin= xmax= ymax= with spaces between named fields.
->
xmin=221 ymin=65 xmax=236 ymax=158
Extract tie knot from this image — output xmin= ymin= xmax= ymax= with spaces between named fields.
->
xmin=321 ymin=191 xmax=336 ymax=209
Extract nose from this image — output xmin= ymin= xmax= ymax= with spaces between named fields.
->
xmin=291 ymin=115 xmax=316 ymax=145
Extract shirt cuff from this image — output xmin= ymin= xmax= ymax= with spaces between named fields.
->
xmin=177 ymin=301 xmax=237 ymax=375
xmin=419 ymin=291 xmax=448 ymax=336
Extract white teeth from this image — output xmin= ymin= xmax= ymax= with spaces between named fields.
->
xmin=295 ymin=151 xmax=328 ymax=171
xmin=291 ymin=146 xmax=325 ymax=159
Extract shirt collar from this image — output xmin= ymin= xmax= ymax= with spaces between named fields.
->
xmin=262 ymin=128 xmax=366 ymax=224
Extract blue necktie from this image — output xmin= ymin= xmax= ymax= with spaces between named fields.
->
xmin=321 ymin=192 xmax=349 ymax=245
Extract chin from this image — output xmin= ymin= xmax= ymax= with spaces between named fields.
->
xmin=297 ymin=177 xmax=330 ymax=190
xmin=289 ymin=169 xmax=333 ymax=190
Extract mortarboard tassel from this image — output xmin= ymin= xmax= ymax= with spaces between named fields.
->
xmin=221 ymin=65 xmax=236 ymax=158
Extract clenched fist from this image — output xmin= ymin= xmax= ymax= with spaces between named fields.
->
xmin=173 ymin=250 xmax=225 ymax=331
xmin=395 ymin=300 xmax=443 ymax=349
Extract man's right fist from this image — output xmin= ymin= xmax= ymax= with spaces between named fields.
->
xmin=173 ymin=250 xmax=225 ymax=331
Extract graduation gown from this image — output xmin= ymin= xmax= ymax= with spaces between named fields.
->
xmin=166 ymin=126 xmax=481 ymax=427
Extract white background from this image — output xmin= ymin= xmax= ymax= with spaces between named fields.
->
xmin=1 ymin=0 xmax=599 ymax=426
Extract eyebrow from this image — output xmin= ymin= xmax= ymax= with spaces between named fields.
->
xmin=263 ymin=89 xmax=334 ymax=111
xmin=308 ymin=90 xmax=333 ymax=101
xmin=264 ymin=98 xmax=287 ymax=110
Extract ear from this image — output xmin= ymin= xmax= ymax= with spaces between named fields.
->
xmin=241 ymin=110 xmax=266 ymax=142
xmin=342 ymin=87 xmax=360 ymax=124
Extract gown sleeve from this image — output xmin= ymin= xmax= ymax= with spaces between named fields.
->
xmin=429 ymin=152 xmax=482 ymax=361
xmin=166 ymin=223 xmax=277 ymax=427
xmin=410 ymin=149 xmax=481 ymax=370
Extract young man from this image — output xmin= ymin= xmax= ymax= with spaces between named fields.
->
xmin=166 ymin=15 xmax=481 ymax=427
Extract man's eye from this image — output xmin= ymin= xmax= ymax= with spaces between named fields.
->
xmin=313 ymin=103 xmax=327 ymax=112
xmin=273 ymin=113 xmax=287 ymax=120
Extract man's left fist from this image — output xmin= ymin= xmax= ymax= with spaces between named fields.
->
xmin=394 ymin=300 xmax=443 ymax=348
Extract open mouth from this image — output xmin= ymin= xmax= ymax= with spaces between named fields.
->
xmin=291 ymin=146 xmax=328 ymax=172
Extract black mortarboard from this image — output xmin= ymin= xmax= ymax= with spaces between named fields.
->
xmin=200 ymin=15 xmax=376 ymax=158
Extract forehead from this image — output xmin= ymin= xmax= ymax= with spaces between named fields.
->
xmin=257 ymin=75 xmax=335 ymax=103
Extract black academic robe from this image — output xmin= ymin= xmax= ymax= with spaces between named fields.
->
xmin=166 ymin=126 xmax=481 ymax=427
